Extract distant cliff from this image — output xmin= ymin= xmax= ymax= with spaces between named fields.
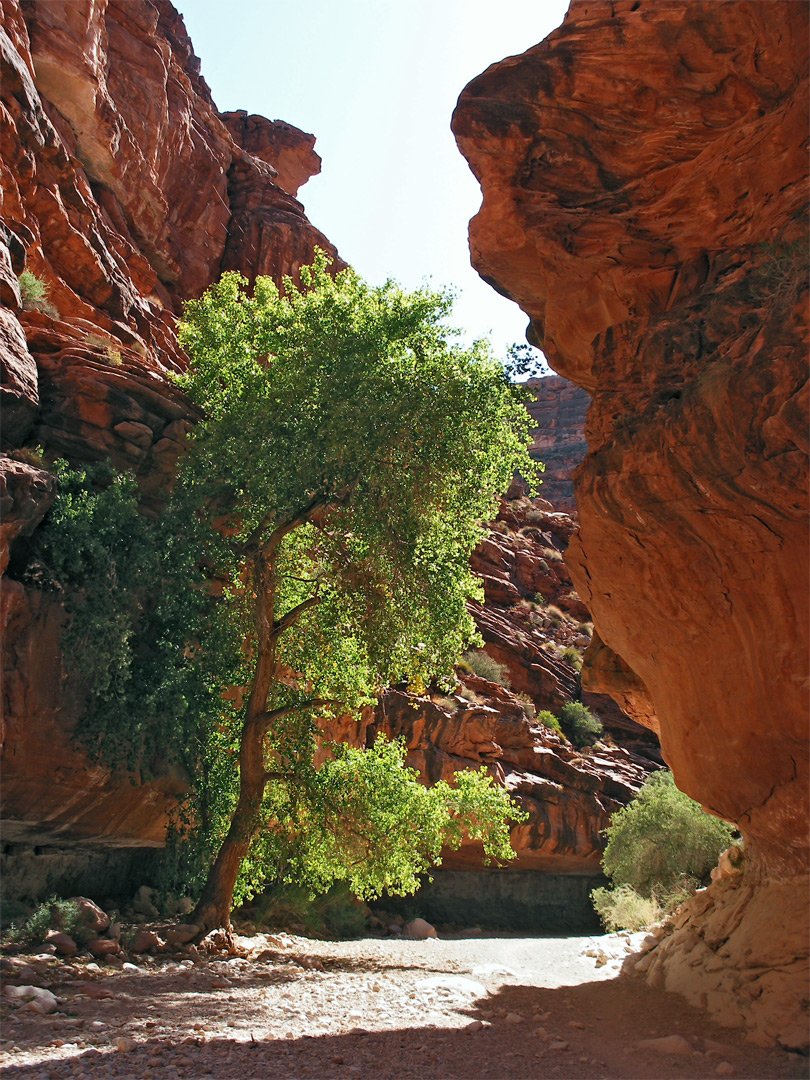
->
xmin=524 ymin=375 xmax=589 ymax=515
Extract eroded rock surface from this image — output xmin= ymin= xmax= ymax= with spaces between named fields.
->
xmin=0 ymin=0 xmax=341 ymax=852
xmin=454 ymin=0 xmax=808 ymax=1046
xmin=323 ymin=676 xmax=653 ymax=875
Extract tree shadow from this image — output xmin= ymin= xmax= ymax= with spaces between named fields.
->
xmin=1 ymin=968 xmax=805 ymax=1080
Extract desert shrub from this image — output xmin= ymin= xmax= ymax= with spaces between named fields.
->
xmin=558 ymin=701 xmax=602 ymax=748
xmin=18 ymin=270 xmax=59 ymax=317
xmin=536 ymin=709 xmax=563 ymax=736
xmin=85 ymin=333 xmax=123 ymax=366
xmin=541 ymin=546 xmax=563 ymax=564
xmin=532 ymin=592 xmax=547 ymax=607
xmin=18 ymin=269 xmax=49 ymax=306
xmin=600 ymin=771 xmax=735 ymax=899
xmin=463 ymin=649 xmax=511 ymax=687
xmin=515 ymin=692 xmax=536 ymax=719
xmin=590 ymin=884 xmax=662 ymax=933
xmin=8 ymin=897 xmax=89 ymax=945
xmin=561 ymin=646 xmax=581 ymax=667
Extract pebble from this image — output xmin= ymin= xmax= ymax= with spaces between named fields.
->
xmin=505 ymin=1012 xmax=524 ymax=1024
xmin=716 ymin=1064 xmax=735 ymax=1077
xmin=115 ymin=1037 xmax=138 ymax=1053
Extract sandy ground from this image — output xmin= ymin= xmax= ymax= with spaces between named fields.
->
xmin=0 ymin=930 xmax=806 ymax=1080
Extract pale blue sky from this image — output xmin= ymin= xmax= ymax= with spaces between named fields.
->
xmin=178 ymin=0 xmax=569 ymax=362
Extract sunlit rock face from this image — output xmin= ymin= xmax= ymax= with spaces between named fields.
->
xmin=454 ymin=0 xmax=808 ymax=1046
xmin=0 ymin=0 xmax=340 ymax=852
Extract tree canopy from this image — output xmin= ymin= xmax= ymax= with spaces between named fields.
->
xmin=173 ymin=253 xmax=540 ymax=930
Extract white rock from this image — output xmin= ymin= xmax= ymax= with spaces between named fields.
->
xmin=415 ymin=976 xmax=487 ymax=998
xmin=4 ymin=985 xmax=59 ymax=1014
xmin=637 ymin=1034 xmax=693 ymax=1055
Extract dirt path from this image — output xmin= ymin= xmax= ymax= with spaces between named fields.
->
xmin=1 ymin=931 xmax=805 ymax=1079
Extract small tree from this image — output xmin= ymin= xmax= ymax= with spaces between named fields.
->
xmin=600 ymin=771 xmax=736 ymax=898
xmin=591 ymin=771 xmax=737 ymax=930
xmin=172 ymin=253 xmax=540 ymax=933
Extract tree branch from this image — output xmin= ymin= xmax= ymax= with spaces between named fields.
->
xmin=254 ymin=697 xmax=333 ymax=733
xmin=239 ymin=491 xmax=332 ymax=556
xmin=269 ymin=593 xmax=321 ymax=644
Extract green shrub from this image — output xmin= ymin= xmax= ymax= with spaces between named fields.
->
xmin=536 ymin=709 xmax=563 ymax=736
xmin=561 ymin=646 xmax=581 ymax=668
xmin=591 ymin=884 xmax=662 ymax=932
xmin=532 ymin=593 xmax=547 ymax=607
xmin=463 ymin=649 xmax=511 ymax=687
xmin=600 ymin=771 xmax=735 ymax=899
xmin=8 ymin=897 xmax=90 ymax=945
xmin=18 ymin=270 xmax=59 ymax=317
xmin=558 ymin=702 xmax=602 ymax=748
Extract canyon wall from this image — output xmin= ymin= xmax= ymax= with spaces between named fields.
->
xmin=453 ymin=0 xmax=809 ymax=1048
xmin=0 ymin=0 xmax=340 ymax=857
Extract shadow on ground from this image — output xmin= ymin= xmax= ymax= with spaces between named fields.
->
xmin=1 ymin=973 xmax=805 ymax=1080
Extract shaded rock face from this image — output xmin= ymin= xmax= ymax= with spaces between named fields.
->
xmin=453 ymin=0 xmax=808 ymax=1045
xmin=523 ymin=375 xmax=589 ymax=515
xmin=0 ymin=0 xmax=341 ymax=854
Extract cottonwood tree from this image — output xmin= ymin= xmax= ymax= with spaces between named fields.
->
xmin=172 ymin=253 xmax=539 ymax=933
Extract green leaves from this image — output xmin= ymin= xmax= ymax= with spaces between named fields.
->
xmin=30 ymin=251 xmax=540 ymax=912
xmin=245 ymin=736 xmax=526 ymax=903
xmin=176 ymin=251 xmax=540 ymax=702
xmin=600 ymin=771 xmax=736 ymax=898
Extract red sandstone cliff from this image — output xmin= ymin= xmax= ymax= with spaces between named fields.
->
xmin=0 ymin=0 xmax=341 ymax=849
xmin=454 ymin=0 xmax=809 ymax=1047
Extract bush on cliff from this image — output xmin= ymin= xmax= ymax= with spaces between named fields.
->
xmin=558 ymin=701 xmax=602 ymax=748
xmin=592 ymin=771 xmax=736 ymax=930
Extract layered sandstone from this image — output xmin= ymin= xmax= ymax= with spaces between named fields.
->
xmin=454 ymin=0 xmax=808 ymax=1046
xmin=523 ymin=375 xmax=589 ymax=515
xmin=0 ymin=0 xmax=341 ymax=849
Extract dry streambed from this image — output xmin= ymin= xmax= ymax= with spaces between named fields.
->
xmin=0 ymin=931 xmax=805 ymax=1080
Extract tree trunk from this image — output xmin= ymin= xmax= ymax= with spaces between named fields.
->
xmin=191 ymin=548 xmax=278 ymax=936
xmin=190 ymin=716 xmax=267 ymax=935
